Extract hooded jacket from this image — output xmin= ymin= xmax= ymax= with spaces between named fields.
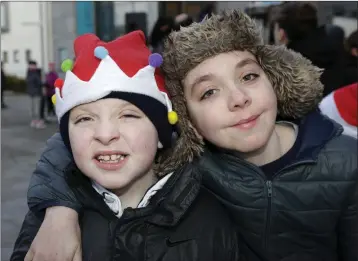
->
xmin=197 ymin=111 xmax=358 ymax=261
xmin=12 ymin=134 xmax=241 ymax=261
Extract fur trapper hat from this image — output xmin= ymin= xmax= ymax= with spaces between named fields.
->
xmin=157 ymin=9 xmax=323 ymax=174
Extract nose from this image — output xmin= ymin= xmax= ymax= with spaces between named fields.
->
xmin=227 ymin=87 xmax=252 ymax=111
xmin=94 ymin=120 xmax=120 ymax=145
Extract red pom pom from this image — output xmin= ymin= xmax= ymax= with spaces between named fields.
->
xmin=54 ymin=78 xmax=64 ymax=88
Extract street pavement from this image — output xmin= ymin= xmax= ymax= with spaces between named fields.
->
xmin=1 ymin=93 xmax=58 ymax=261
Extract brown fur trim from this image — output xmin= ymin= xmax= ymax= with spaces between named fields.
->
xmin=254 ymin=45 xmax=323 ymax=119
xmin=162 ymin=9 xmax=263 ymax=81
xmin=157 ymin=9 xmax=323 ymax=174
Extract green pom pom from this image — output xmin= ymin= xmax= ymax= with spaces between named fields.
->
xmin=61 ymin=59 xmax=73 ymax=73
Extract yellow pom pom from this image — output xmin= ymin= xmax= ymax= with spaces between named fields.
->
xmin=51 ymin=94 xmax=56 ymax=105
xmin=168 ymin=111 xmax=178 ymax=125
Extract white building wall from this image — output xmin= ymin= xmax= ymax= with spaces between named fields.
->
xmin=216 ymin=1 xmax=251 ymax=13
xmin=1 ymin=2 xmax=51 ymax=78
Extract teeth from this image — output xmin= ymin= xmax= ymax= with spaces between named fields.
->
xmin=97 ymin=154 xmax=126 ymax=163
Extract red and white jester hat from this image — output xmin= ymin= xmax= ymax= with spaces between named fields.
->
xmin=52 ymin=30 xmax=177 ymax=149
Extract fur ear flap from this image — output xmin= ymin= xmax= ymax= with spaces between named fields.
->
xmin=156 ymin=78 xmax=204 ymax=175
xmin=255 ymin=45 xmax=324 ymax=119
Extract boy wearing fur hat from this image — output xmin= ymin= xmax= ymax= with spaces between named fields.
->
xmin=15 ymin=10 xmax=358 ymax=261
xmin=11 ymin=31 xmax=241 ymax=261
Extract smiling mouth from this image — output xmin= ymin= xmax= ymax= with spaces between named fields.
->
xmin=232 ymin=114 xmax=260 ymax=130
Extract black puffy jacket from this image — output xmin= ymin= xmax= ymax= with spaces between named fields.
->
xmin=12 ymin=163 xmax=241 ymax=261
xmin=199 ymin=112 xmax=358 ymax=261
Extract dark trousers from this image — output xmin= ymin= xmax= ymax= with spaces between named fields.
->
xmin=1 ymin=86 xmax=4 ymax=105
xmin=40 ymin=96 xmax=55 ymax=119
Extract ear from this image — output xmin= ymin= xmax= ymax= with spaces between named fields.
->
xmin=351 ymin=47 xmax=358 ymax=57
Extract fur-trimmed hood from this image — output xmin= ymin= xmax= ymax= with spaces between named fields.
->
xmin=156 ymin=9 xmax=323 ymax=175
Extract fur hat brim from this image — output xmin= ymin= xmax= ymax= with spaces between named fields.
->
xmin=157 ymin=9 xmax=323 ymax=174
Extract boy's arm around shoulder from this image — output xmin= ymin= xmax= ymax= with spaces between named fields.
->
xmin=333 ymin=135 xmax=358 ymax=260
xmin=10 ymin=211 xmax=44 ymax=261
xmin=27 ymin=132 xmax=81 ymax=212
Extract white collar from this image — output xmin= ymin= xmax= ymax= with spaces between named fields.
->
xmin=92 ymin=173 xmax=173 ymax=218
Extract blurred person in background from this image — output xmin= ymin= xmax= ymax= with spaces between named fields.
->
xmin=149 ymin=16 xmax=174 ymax=54
xmin=42 ymin=62 xmax=58 ymax=121
xmin=346 ymin=30 xmax=358 ymax=68
xmin=198 ymin=3 xmax=215 ymax=22
xmin=173 ymin=13 xmax=194 ymax=31
xmin=1 ymin=61 xmax=7 ymax=109
xmin=320 ymin=82 xmax=357 ymax=139
xmin=126 ymin=22 xmax=140 ymax=34
xmin=26 ymin=61 xmax=46 ymax=129
xmin=275 ymin=2 xmax=357 ymax=97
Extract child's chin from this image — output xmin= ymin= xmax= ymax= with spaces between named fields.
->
xmin=227 ymin=134 xmax=268 ymax=153
xmin=97 ymin=179 xmax=129 ymax=191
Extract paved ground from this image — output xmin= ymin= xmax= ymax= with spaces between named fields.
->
xmin=1 ymin=93 xmax=58 ymax=260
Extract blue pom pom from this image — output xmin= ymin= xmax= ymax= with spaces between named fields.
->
xmin=148 ymin=53 xmax=163 ymax=68
xmin=94 ymin=46 xmax=108 ymax=60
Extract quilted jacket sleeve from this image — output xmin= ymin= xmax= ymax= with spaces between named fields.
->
xmin=10 ymin=211 xmax=44 ymax=261
xmin=27 ymin=133 xmax=82 ymax=212
xmin=337 ymin=157 xmax=358 ymax=261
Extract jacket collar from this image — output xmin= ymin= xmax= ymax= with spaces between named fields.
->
xmin=146 ymin=163 xmax=202 ymax=227
xmin=91 ymin=173 xmax=174 ymax=219
xmin=67 ymin=163 xmax=202 ymax=228
xmin=295 ymin=110 xmax=342 ymax=162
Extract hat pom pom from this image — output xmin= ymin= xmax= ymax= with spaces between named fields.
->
xmin=54 ymin=78 xmax=64 ymax=88
xmin=94 ymin=46 xmax=108 ymax=60
xmin=148 ymin=53 xmax=163 ymax=68
xmin=61 ymin=59 xmax=73 ymax=73
xmin=51 ymin=94 xmax=56 ymax=105
xmin=168 ymin=111 xmax=178 ymax=125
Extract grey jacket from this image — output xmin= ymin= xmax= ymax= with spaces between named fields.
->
xmin=26 ymin=70 xmax=42 ymax=96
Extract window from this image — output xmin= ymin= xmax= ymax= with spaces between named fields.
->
xmin=25 ymin=49 xmax=32 ymax=62
xmin=1 ymin=2 xmax=9 ymax=33
xmin=13 ymin=50 xmax=19 ymax=63
xmin=58 ymin=48 xmax=68 ymax=62
xmin=58 ymin=48 xmax=68 ymax=70
xmin=2 ymin=51 xmax=8 ymax=63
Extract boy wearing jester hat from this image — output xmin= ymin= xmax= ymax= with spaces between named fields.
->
xmin=11 ymin=31 xmax=241 ymax=261
xmin=13 ymin=9 xmax=358 ymax=261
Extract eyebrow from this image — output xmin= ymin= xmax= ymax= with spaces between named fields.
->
xmin=235 ymin=58 xmax=259 ymax=69
xmin=189 ymin=58 xmax=259 ymax=92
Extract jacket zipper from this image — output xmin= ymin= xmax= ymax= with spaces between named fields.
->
xmin=223 ymin=153 xmax=316 ymax=253
xmin=262 ymin=160 xmax=315 ymax=252
xmin=264 ymin=180 xmax=272 ymax=250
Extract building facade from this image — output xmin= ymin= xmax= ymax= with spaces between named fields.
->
xmin=1 ymin=1 xmax=52 ymax=78
xmin=1 ymin=1 xmax=160 ymax=79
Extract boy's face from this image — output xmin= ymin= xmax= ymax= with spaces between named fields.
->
xmin=68 ymin=98 xmax=159 ymax=190
xmin=183 ymin=51 xmax=277 ymax=153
